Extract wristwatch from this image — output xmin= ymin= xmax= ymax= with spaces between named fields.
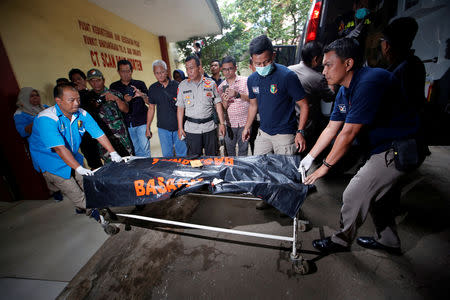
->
xmin=296 ymin=129 xmax=305 ymax=136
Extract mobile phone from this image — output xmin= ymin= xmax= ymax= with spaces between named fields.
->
xmin=222 ymin=84 xmax=229 ymax=93
xmin=125 ymin=86 xmax=135 ymax=97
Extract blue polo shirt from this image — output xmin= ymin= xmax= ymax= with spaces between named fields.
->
xmin=330 ymin=67 xmax=419 ymax=154
xmin=248 ymin=63 xmax=305 ymax=135
xmin=29 ymin=105 xmax=104 ymax=179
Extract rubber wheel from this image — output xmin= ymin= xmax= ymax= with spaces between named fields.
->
xmin=294 ymin=259 xmax=310 ymax=275
xmin=299 ymin=223 xmax=307 ymax=232
xmin=104 ymin=224 xmax=120 ymax=235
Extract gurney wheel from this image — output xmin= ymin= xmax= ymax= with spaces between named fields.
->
xmin=299 ymin=223 xmax=307 ymax=232
xmin=294 ymin=259 xmax=310 ymax=275
xmin=104 ymin=224 xmax=120 ymax=235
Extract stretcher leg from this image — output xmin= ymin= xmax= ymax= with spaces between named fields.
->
xmin=290 ymin=213 xmax=310 ymax=275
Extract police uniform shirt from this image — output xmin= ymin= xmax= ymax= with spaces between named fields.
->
xmin=29 ymin=105 xmax=104 ymax=179
xmin=176 ymin=76 xmax=222 ymax=134
xmin=148 ymin=79 xmax=179 ymax=132
xmin=330 ymin=67 xmax=419 ymax=155
xmin=247 ymin=63 xmax=306 ymax=135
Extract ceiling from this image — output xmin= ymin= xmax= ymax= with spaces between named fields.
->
xmin=89 ymin=0 xmax=224 ymax=42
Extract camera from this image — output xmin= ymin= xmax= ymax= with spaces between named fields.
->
xmin=125 ymin=86 xmax=135 ymax=97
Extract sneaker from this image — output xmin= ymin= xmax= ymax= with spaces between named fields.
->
xmin=53 ymin=191 xmax=63 ymax=202
xmin=89 ymin=208 xmax=101 ymax=222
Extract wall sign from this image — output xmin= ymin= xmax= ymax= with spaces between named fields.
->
xmin=78 ymin=20 xmax=144 ymax=71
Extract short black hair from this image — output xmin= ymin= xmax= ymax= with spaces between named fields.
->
xmin=185 ymin=55 xmax=201 ymax=67
xmin=249 ymin=35 xmax=274 ymax=56
xmin=56 ymin=78 xmax=70 ymax=85
xmin=324 ymin=38 xmax=363 ymax=70
xmin=68 ymin=68 xmax=86 ymax=81
xmin=221 ymin=56 xmax=236 ymax=67
xmin=117 ymin=59 xmax=133 ymax=71
xmin=195 ymin=42 xmax=201 ymax=48
xmin=383 ymin=17 xmax=418 ymax=51
xmin=211 ymin=59 xmax=222 ymax=67
xmin=53 ymin=83 xmax=77 ymax=98
xmin=301 ymin=41 xmax=323 ymax=66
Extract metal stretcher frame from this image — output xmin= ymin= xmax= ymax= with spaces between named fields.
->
xmin=115 ymin=192 xmax=310 ymax=274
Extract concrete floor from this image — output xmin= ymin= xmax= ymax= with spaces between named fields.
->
xmin=1 ymin=146 xmax=449 ymax=299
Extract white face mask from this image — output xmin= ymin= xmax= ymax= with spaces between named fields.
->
xmin=256 ymin=63 xmax=274 ymax=76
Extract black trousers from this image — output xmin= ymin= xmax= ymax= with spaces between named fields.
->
xmin=186 ymin=129 xmax=218 ymax=156
xmin=80 ymin=133 xmax=103 ymax=169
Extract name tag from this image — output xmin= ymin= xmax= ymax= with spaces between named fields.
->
xmin=183 ymin=90 xmax=192 ymax=94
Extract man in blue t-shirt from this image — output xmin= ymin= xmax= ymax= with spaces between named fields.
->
xmin=242 ymin=35 xmax=309 ymax=209
xmin=299 ymin=38 xmax=423 ymax=255
xmin=29 ymin=84 xmax=123 ymax=213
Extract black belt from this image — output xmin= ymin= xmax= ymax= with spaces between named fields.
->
xmin=185 ymin=116 xmax=214 ymax=124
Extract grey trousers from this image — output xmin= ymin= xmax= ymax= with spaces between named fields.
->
xmin=331 ymin=149 xmax=404 ymax=248
xmin=43 ymin=171 xmax=86 ymax=209
xmin=225 ymin=126 xmax=248 ymax=156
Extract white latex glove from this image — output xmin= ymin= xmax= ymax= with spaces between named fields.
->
xmin=76 ymin=166 xmax=94 ymax=176
xmin=110 ymin=151 xmax=122 ymax=162
xmin=298 ymin=154 xmax=315 ymax=173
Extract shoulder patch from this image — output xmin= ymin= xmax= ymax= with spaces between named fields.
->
xmin=38 ymin=106 xmax=58 ymax=121
xmin=78 ymin=108 xmax=88 ymax=117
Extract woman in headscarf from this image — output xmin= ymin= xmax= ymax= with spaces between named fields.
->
xmin=14 ymin=87 xmax=47 ymax=140
xmin=172 ymin=69 xmax=186 ymax=83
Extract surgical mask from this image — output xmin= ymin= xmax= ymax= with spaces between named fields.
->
xmin=256 ymin=63 xmax=273 ymax=76
xmin=355 ymin=8 xmax=370 ymax=20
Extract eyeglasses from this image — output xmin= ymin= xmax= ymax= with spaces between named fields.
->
xmin=222 ymin=67 xmax=235 ymax=72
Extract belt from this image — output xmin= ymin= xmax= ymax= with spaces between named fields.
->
xmin=185 ymin=116 xmax=214 ymax=124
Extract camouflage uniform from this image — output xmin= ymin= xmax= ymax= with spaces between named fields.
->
xmin=87 ymin=88 xmax=134 ymax=162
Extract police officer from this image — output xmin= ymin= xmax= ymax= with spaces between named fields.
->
xmin=242 ymin=35 xmax=309 ymax=210
xmin=301 ymin=38 xmax=425 ymax=255
xmin=177 ymin=55 xmax=226 ymax=156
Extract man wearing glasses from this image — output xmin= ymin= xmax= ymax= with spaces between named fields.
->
xmin=242 ymin=35 xmax=309 ymax=209
xmin=218 ymin=56 xmax=250 ymax=156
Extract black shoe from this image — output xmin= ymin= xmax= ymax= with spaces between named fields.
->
xmin=312 ymin=237 xmax=350 ymax=253
xmin=356 ymin=237 xmax=402 ymax=255
xmin=256 ymin=200 xmax=271 ymax=210
xmin=75 ymin=207 xmax=86 ymax=214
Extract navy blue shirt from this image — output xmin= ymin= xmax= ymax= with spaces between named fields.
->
xmin=330 ymin=67 xmax=419 ymax=155
xmin=110 ymin=79 xmax=148 ymax=127
xmin=148 ymin=80 xmax=179 ymax=131
xmin=248 ymin=63 xmax=305 ymax=135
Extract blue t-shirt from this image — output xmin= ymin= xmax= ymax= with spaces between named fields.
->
xmin=29 ymin=105 xmax=104 ymax=179
xmin=248 ymin=63 xmax=305 ymax=135
xmin=330 ymin=67 xmax=419 ymax=154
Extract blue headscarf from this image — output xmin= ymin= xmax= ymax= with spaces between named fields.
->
xmin=173 ymin=69 xmax=186 ymax=81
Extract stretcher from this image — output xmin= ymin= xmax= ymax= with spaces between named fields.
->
xmin=86 ymin=155 xmax=312 ymax=274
